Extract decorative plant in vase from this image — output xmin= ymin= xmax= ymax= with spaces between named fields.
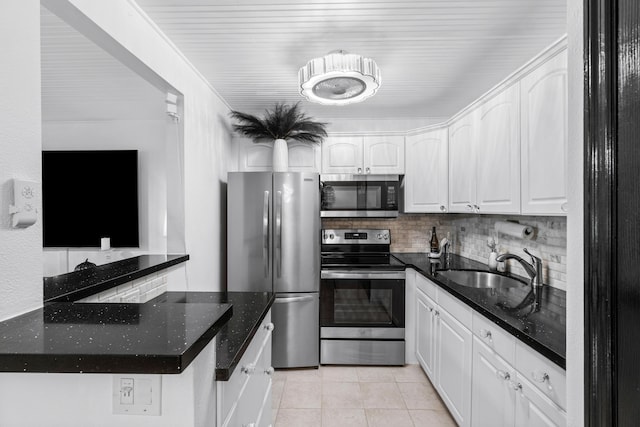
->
xmin=229 ymin=102 xmax=327 ymax=172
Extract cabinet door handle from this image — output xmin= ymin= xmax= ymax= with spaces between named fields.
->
xmin=474 ymin=204 xmax=480 ymax=212
xmin=357 ymin=167 xmax=363 ymax=174
xmin=532 ymin=371 xmax=553 ymax=391
xmin=497 ymin=370 xmax=510 ymax=381
xmin=434 ymin=310 xmax=440 ymax=317
xmin=479 ymin=329 xmax=492 ymax=340
xmin=264 ymin=367 xmax=275 ymax=376
xmin=440 ymin=205 xmax=446 ymax=212
xmin=241 ymin=364 xmax=256 ymax=375
xmin=264 ymin=322 xmax=275 ymax=331
xmin=561 ymin=202 xmax=569 ymax=212
xmin=466 ymin=204 xmax=474 ymax=212
xmin=510 ymin=381 xmax=523 ymax=392
xmin=366 ymin=167 xmax=371 ymax=174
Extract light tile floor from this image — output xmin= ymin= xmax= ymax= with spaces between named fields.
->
xmin=272 ymin=365 xmax=457 ymax=427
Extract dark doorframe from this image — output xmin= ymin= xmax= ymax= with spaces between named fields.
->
xmin=585 ymin=0 xmax=640 ymax=425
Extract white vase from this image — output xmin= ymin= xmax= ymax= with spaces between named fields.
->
xmin=272 ymin=138 xmax=288 ymax=172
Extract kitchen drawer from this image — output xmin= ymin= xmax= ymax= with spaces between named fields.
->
xmin=515 ymin=341 xmax=566 ymax=410
xmin=235 ymin=331 xmax=273 ymax=427
xmin=219 ymin=311 xmax=273 ymax=425
xmin=472 ymin=312 xmax=516 ymax=365
xmin=416 ymin=272 xmax=437 ymax=300
xmin=437 ymin=288 xmax=472 ymax=330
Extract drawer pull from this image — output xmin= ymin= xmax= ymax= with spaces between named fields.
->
xmin=241 ymin=364 xmax=256 ymax=375
xmin=497 ymin=370 xmax=510 ymax=381
xmin=265 ymin=367 xmax=275 ymax=376
xmin=479 ymin=329 xmax=492 ymax=340
xmin=532 ymin=371 xmax=553 ymax=391
xmin=510 ymin=381 xmax=523 ymax=392
xmin=264 ymin=322 xmax=275 ymax=331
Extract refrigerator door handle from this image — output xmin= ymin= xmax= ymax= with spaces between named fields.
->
xmin=263 ymin=190 xmax=270 ymax=278
xmin=275 ymin=295 xmax=316 ymax=303
xmin=275 ymin=190 xmax=283 ymax=278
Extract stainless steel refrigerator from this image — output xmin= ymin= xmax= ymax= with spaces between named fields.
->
xmin=227 ymin=172 xmax=320 ymax=368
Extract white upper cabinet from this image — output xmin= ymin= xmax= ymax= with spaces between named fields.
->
xmin=449 ymin=84 xmax=520 ymax=214
xmin=321 ymin=136 xmax=363 ymax=174
xmin=363 ymin=135 xmax=405 ymax=174
xmin=448 ymin=110 xmax=478 ymax=213
xmin=520 ymin=48 xmax=568 ymax=215
xmin=404 ymin=128 xmax=448 ymax=213
xmin=322 ymin=135 xmax=404 ymax=174
xmin=475 ymin=83 xmax=521 ymax=214
xmin=235 ymin=137 xmax=321 ymax=172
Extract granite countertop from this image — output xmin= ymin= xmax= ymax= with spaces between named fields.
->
xmin=155 ymin=291 xmax=275 ymax=381
xmin=393 ymin=253 xmax=566 ymax=368
xmin=0 ymin=296 xmax=232 ymax=374
xmin=44 ymin=254 xmax=190 ymax=303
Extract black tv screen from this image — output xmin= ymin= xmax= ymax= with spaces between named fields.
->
xmin=42 ymin=150 xmax=139 ymax=248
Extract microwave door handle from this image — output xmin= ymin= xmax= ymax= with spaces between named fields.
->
xmin=275 ymin=190 xmax=282 ymax=278
xmin=263 ymin=190 xmax=270 ymax=278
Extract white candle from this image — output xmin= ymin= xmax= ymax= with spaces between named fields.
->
xmin=101 ymin=237 xmax=110 ymax=251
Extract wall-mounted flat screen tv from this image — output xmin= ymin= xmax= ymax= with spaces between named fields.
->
xmin=42 ymin=150 xmax=139 ymax=248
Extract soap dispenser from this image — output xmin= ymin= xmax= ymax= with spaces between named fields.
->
xmin=487 ymin=237 xmax=498 ymax=271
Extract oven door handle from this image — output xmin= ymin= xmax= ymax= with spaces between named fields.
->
xmin=274 ymin=295 xmax=316 ymax=303
xmin=321 ymin=270 xmax=406 ymax=280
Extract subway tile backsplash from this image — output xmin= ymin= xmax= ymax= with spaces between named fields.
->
xmin=322 ymin=214 xmax=567 ymax=290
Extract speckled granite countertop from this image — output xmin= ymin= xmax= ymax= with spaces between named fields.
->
xmin=0 ymin=291 xmax=274 ymax=378
xmin=155 ymin=292 xmax=275 ymax=381
xmin=44 ymin=254 xmax=190 ymax=302
xmin=393 ymin=253 xmax=566 ymax=368
xmin=0 ymin=297 xmax=232 ymax=374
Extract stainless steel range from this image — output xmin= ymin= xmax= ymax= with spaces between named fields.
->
xmin=320 ymin=229 xmax=405 ymax=365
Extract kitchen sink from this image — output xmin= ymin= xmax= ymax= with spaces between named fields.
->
xmin=437 ymin=270 xmax=527 ymax=289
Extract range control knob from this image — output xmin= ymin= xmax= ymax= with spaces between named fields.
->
xmin=377 ymin=233 xmax=383 ymax=240
xmin=329 ymin=233 xmax=335 ymax=239
xmin=383 ymin=234 xmax=389 ymax=240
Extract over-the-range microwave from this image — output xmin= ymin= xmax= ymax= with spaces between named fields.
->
xmin=320 ymin=174 xmax=399 ymax=218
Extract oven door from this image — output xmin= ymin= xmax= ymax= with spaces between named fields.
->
xmin=320 ymin=270 xmax=405 ymax=339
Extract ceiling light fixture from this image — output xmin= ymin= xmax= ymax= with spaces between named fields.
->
xmin=298 ymin=50 xmax=381 ymax=106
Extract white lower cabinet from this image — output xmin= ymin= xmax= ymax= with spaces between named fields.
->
xmin=217 ymin=310 xmax=273 ymax=427
xmin=415 ymin=275 xmax=472 ymax=427
xmin=413 ymin=272 xmax=566 ymax=427
xmin=416 ymin=284 xmax=437 ymax=379
xmin=471 ymin=337 xmax=516 ymax=427
xmin=514 ymin=375 xmax=567 ymax=427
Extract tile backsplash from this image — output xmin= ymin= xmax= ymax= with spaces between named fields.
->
xmin=322 ymin=214 xmax=567 ymax=290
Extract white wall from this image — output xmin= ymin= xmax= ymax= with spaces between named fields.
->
xmin=43 ymin=0 xmax=234 ymax=291
xmin=0 ymin=0 xmax=43 ymax=321
xmin=566 ymin=0 xmax=584 ymax=424
xmin=42 ymin=119 xmax=168 ymax=276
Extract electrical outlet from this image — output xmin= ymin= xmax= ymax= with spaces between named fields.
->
xmin=113 ymin=375 xmax=161 ymax=415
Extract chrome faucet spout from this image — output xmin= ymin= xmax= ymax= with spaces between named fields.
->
xmin=495 ymin=253 xmax=537 ymax=280
xmin=495 ymin=248 xmax=544 ymax=313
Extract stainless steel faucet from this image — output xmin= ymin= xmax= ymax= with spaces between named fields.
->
xmin=496 ymin=248 xmax=544 ymax=311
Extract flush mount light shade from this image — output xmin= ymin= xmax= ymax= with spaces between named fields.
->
xmin=299 ymin=50 xmax=381 ymax=106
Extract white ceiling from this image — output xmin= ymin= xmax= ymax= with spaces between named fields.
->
xmin=134 ymin=0 xmax=567 ymax=122
xmin=40 ymin=6 xmax=166 ymax=122
xmin=40 ymin=1 xmax=567 ymax=125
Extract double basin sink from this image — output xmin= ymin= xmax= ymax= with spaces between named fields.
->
xmin=437 ymin=269 xmax=528 ymax=290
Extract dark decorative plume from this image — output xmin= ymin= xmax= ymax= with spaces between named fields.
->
xmin=229 ymin=102 xmax=327 ymax=144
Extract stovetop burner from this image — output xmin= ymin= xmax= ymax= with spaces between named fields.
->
xmin=321 ymin=229 xmax=404 ymax=270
